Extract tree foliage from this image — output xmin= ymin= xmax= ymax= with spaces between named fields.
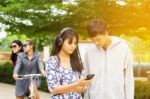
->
xmin=70 ymin=0 xmax=150 ymax=38
xmin=1 ymin=0 xmax=150 ymax=38
xmin=1 ymin=0 xmax=150 ymax=56
xmin=0 ymin=0 xmax=68 ymax=37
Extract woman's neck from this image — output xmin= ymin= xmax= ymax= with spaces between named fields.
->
xmin=27 ymin=50 xmax=33 ymax=57
xmin=58 ymin=50 xmax=70 ymax=60
xmin=58 ymin=50 xmax=71 ymax=68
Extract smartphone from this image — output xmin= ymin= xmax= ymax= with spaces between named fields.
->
xmin=85 ymin=74 xmax=95 ymax=80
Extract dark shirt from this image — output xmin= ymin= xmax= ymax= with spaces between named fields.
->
xmin=13 ymin=52 xmax=44 ymax=75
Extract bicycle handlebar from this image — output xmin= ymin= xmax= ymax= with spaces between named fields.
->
xmin=17 ymin=74 xmax=42 ymax=79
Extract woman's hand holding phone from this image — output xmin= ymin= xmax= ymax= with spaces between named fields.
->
xmin=74 ymin=74 xmax=95 ymax=93
xmin=74 ymin=78 xmax=90 ymax=93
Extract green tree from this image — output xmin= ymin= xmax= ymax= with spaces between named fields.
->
xmin=0 ymin=0 xmax=69 ymax=37
xmin=67 ymin=0 xmax=150 ymax=38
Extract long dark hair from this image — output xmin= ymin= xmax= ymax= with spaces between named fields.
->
xmin=51 ymin=27 xmax=83 ymax=73
xmin=10 ymin=40 xmax=23 ymax=66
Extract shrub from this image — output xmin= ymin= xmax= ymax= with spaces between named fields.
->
xmin=0 ymin=62 xmax=48 ymax=92
xmin=1 ymin=62 xmax=150 ymax=98
xmin=0 ymin=62 xmax=15 ymax=84
xmin=135 ymin=80 xmax=150 ymax=99
xmin=39 ymin=77 xmax=49 ymax=92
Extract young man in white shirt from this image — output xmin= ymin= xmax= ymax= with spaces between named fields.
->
xmin=84 ymin=19 xmax=134 ymax=99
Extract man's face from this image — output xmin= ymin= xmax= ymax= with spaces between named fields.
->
xmin=91 ymin=34 xmax=109 ymax=48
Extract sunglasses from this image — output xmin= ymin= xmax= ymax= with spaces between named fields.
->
xmin=10 ymin=45 xmax=17 ymax=48
xmin=23 ymin=44 xmax=30 ymax=47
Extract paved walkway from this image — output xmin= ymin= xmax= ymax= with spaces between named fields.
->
xmin=0 ymin=78 xmax=147 ymax=99
xmin=0 ymin=83 xmax=50 ymax=99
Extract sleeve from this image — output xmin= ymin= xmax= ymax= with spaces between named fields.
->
xmin=83 ymin=51 xmax=90 ymax=99
xmin=83 ymin=51 xmax=90 ymax=75
xmin=45 ymin=57 xmax=59 ymax=91
xmin=13 ymin=54 xmax=22 ymax=74
xmin=124 ymin=46 xmax=134 ymax=99
xmin=37 ymin=54 xmax=44 ymax=71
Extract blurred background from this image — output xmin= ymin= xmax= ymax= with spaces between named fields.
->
xmin=1 ymin=0 xmax=150 ymax=98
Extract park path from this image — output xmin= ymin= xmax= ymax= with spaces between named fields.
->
xmin=0 ymin=83 xmax=50 ymax=99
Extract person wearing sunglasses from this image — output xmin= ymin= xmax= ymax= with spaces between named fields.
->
xmin=13 ymin=39 xmax=45 ymax=99
xmin=10 ymin=40 xmax=23 ymax=67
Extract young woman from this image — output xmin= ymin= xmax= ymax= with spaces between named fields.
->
xmin=13 ymin=39 xmax=45 ymax=99
xmin=46 ymin=27 xmax=91 ymax=99
xmin=10 ymin=40 xmax=23 ymax=67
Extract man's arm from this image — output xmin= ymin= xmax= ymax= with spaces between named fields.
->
xmin=124 ymin=47 xmax=134 ymax=99
xmin=83 ymin=51 xmax=90 ymax=99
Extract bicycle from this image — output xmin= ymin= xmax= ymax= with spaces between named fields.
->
xmin=17 ymin=74 xmax=42 ymax=99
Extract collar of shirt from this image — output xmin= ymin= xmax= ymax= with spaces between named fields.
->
xmin=23 ymin=52 xmax=37 ymax=61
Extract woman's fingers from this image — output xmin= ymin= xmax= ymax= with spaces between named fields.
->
xmin=13 ymin=74 xmax=18 ymax=80
xmin=77 ymin=78 xmax=91 ymax=87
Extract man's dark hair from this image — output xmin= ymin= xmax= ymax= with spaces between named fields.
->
xmin=87 ymin=19 xmax=107 ymax=37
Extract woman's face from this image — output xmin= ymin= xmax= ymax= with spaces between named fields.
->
xmin=10 ymin=43 xmax=22 ymax=54
xmin=23 ymin=42 xmax=33 ymax=53
xmin=61 ymin=36 xmax=77 ymax=55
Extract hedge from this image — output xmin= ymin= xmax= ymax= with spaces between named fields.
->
xmin=1 ymin=62 xmax=150 ymax=99
xmin=0 ymin=62 xmax=15 ymax=84
xmin=0 ymin=62 xmax=48 ymax=92
xmin=135 ymin=80 xmax=150 ymax=99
